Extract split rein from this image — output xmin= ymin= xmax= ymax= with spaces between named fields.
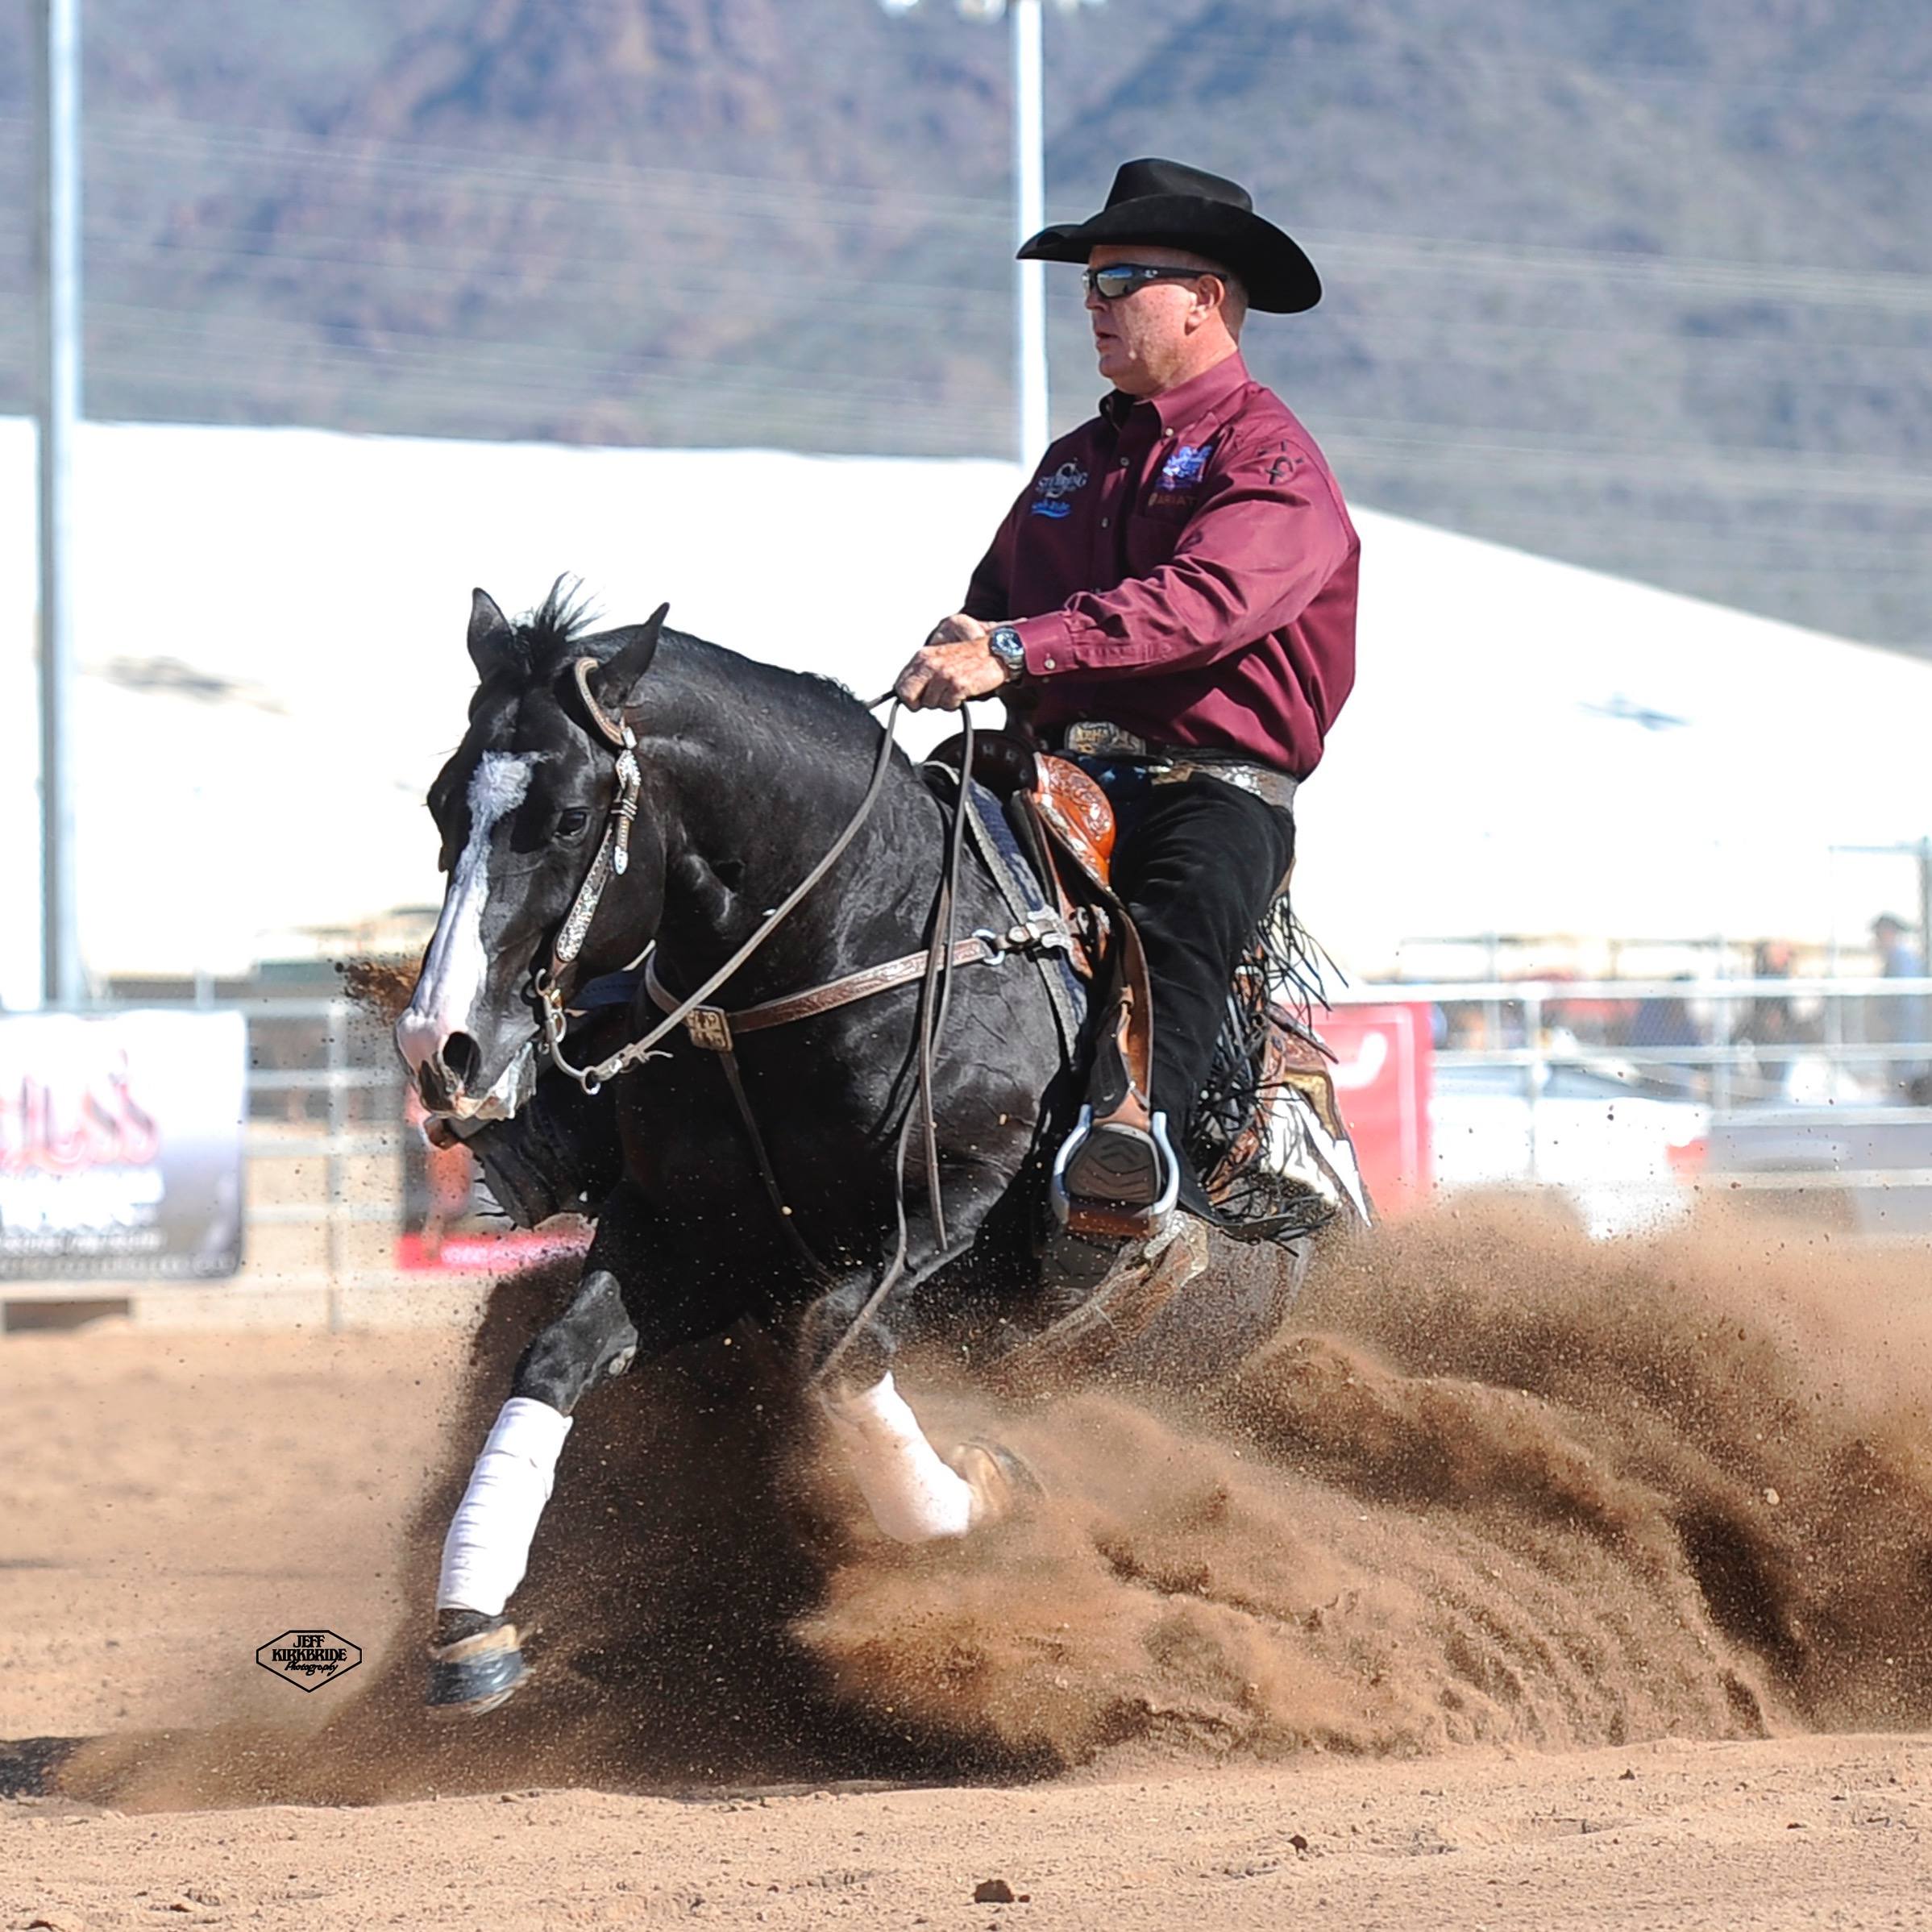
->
xmin=526 ymin=663 xmax=993 ymax=1377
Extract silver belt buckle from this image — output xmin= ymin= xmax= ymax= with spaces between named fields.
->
xmin=1065 ymin=720 xmax=1150 ymax=758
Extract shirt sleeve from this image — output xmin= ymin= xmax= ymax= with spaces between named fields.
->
xmin=961 ymin=487 xmax=1026 ymax=623
xmin=1011 ymin=431 xmax=1352 ymax=679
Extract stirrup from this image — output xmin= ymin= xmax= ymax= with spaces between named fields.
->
xmin=1050 ymin=1105 xmax=1182 ymax=1239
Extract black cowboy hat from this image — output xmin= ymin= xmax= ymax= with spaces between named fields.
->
xmin=1017 ymin=156 xmax=1320 ymax=314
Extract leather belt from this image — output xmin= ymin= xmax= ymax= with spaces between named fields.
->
xmin=1058 ymin=721 xmax=1300 ymax=815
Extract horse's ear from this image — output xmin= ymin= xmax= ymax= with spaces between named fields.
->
xmin=590 ymin=602 xmax=670 ymax=715
xmin=467 ymin=588 xmax=515 ymax=678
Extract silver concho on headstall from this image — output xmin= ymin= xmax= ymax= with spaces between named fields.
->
xmin=554 ymin=745 xmax=642 ymax=966
xmin=550 ymin=651 xmax=645 ymax=971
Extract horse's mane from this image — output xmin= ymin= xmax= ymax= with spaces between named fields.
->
xmin=514 ymin=575 xmax=877 ymax=744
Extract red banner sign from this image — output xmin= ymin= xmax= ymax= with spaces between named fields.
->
xmin=0 ymin=1011 xmax=246 ymax=1279
xmin=1320 ymin=1003 xmax=1434 ymax=1214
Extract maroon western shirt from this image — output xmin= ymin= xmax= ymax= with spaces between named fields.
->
xmin=963 ymin=351 xmax=1357 ymax=778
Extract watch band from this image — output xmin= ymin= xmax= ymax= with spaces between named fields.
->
xmin=988 ymin=625 xmax=1026 ymax=683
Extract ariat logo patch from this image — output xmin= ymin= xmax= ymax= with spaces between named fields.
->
xmin=1030 ymin=460 xmax=1090 ymax=518
xmin=256 ymin=1630 xmax=364 ymax=1692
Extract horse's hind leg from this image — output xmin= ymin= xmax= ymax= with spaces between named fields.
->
xmin=808 ymin=1246 xmax=1041 ymax=1545
xmin=820 ymin=1370 xmax=1041 ymax=1542
xmin=819 ymin=1369 xmax=977 ymax=1540
xmin=426 ymin=1267 xmax=638 ymax=1716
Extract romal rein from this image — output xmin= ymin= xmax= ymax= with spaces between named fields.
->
xmin=532 ymin=663 xmax=983 ymax=1386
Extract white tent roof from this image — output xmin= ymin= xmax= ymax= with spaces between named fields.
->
xmin=2 ymin=418 xmax=1926 ymax=1000
xmin=1316 ymin=513 xmax=1930 ymax=970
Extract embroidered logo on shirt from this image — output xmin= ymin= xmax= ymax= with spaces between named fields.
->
xmin=1267 ymin=441 xmax=1303 ymax=484
xmin=1157 ymin=442 xmax=1213 ymax=490
xmin=1029 ymin=460 xmax=1090 ymax=518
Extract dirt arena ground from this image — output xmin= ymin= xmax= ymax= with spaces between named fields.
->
xmin=5 ymin=1203 xmax=1932 ymax=1929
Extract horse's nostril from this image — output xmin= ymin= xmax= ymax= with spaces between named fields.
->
xmin=442 ymin=1032 xmax=482 ymax=1091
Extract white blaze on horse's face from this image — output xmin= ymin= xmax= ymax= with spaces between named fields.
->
xmin=397 ymin=752 xmax=538 ymax=1107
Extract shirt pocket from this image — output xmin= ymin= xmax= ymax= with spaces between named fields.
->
xmin=1124 ymin=487 xmax=1195 ymax=575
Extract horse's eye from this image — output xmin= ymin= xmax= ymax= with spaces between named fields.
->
xmin=557 ymin=808 xmax=591 ymax=838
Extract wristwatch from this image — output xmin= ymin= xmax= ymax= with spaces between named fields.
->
xmin=987 ymin=625 xmax=1027 ymax=683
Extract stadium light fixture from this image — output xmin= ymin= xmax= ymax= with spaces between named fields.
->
xmin=880 ymin=0 xmax=1107 ymax=466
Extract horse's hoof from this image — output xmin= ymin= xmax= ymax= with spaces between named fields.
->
xmin=426 ymin=1615 xmax=527 ymax=1718
xmin=949 ymin=1439 xmax=1043 ymax=1530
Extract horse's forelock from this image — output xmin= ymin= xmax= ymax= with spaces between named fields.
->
xmin=517 ymin=575 xmax=598 ymax=666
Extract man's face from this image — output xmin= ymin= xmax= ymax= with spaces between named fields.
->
xmin=1085 ymin=243 xmax=1221 ymax=397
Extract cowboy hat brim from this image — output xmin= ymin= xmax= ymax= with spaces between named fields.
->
xmin=1018 ymin=194 xmax=1320 ymax=314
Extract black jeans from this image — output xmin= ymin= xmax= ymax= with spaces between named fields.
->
xmin=1075 ymin=761 xmax=1297 ymax=1140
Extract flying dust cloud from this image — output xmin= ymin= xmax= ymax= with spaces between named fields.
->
xmin=51 ymin=1199 xmax=1932 ymax=1810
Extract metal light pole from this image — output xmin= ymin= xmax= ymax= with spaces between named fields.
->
xmin=879 ymin=0 xmax=1105 ymax=470
xmin=1009 ymin=0 xmax=1048 ymax=467
xmin=33 ymin=0 xmax=85 ymax=1008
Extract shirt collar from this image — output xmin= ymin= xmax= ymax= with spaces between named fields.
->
xmin=1099 ymin=349 xmax=1251 ymax=434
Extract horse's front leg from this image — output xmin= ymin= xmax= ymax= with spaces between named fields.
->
xmin=426 ymin=1265 xmax=638 ymax=1716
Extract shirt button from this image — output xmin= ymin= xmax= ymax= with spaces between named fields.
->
xmin=1044 ymin=657 xmax=1057 ymax=670
xmin=1100 ymin=517 xmax=1109 ymax=528
xmin=1118 ymin=457 xmax=1129 ymax=467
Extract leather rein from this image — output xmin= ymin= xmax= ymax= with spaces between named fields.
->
xmin=534 ymin=658 xmax=910 ymax=1095
xmin=526 ymin=662 xmax=1066 ymax=1341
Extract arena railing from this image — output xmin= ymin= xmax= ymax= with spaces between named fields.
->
xmin=4 ymin=979 xmax=1929 ymax=1327
xmin=1323 ymin=975 xmax=1932 ymax=1227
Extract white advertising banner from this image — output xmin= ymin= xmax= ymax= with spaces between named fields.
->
xmin=0 ymin=1010 xmax=246 ymax=1280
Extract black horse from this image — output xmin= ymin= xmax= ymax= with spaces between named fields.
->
xmin=395 ymin=584 xmax=1321 ymax=1715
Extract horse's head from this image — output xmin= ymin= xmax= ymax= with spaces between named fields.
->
xmin=396 ymin=583 xmax=670 ymax=1119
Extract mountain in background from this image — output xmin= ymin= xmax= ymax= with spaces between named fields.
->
xmin=0 ymin=0 xmax=1926 ymax=650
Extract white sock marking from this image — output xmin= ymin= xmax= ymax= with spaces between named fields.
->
xmin=824 ymin=1372 xmax=974 ymax=1542
xmin=436 ymin=1395 xmax=574 ymax=1617
xmin=397 ymin=753 xmax=538 ymax=1075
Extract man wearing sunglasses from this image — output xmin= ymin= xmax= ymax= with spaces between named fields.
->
xmin=896 ymin=156 xmax=1358 ymax=1253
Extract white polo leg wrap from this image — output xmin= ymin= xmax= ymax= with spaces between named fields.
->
xmin=436 ymin=1397 xmax=574 ymax=1616
xmin=823 ymin=1372 xmax=974 ymax=1543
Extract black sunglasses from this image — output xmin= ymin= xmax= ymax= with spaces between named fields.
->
xmin=1081 ymin=263 xmax=1215 ymax=301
